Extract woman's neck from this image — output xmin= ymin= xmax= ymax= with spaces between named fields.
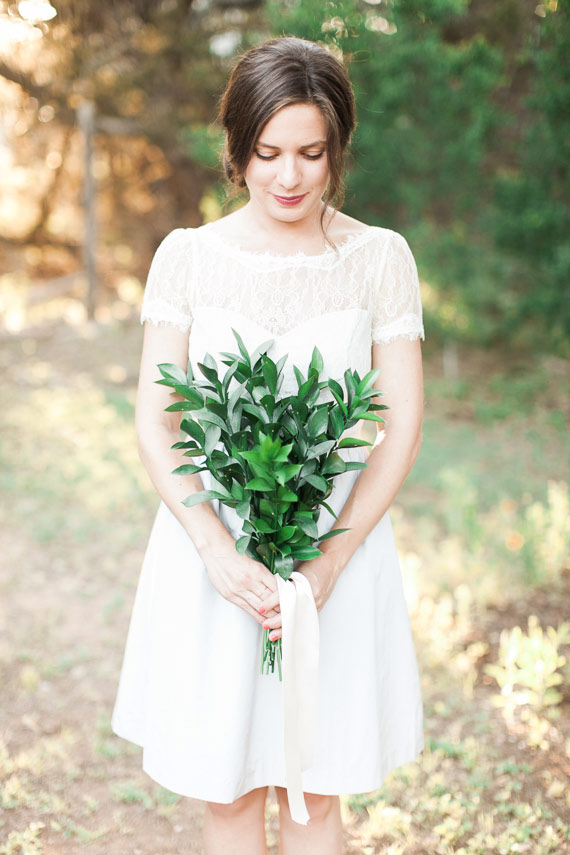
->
xmin=231 ymin=201 xmax=336 ymax=254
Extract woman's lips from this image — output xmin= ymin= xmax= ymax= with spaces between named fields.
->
xmin=273 ymin=193 xmax=307 ymax=206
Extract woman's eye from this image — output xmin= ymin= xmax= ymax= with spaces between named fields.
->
xmin=254 ymin=150 xmax=325 ymax=161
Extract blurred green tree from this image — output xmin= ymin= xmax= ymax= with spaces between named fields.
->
xmin=489 ymin=0 xmax=570 ymax=351
xmin=268 ymin=0 xmax=569 ymax=354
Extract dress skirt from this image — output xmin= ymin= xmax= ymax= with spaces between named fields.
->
xmin=111 ymin=447 xmax=425 ymax=802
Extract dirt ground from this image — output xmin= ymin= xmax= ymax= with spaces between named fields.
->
xmin=1 ymin=315 xmax=569 ymax=854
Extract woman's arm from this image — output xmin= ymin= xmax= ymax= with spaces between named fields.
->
xmin=136 ymin=322 xmax=279 ymax=625
xmin=260 ymin=336 xmax=423 ymax=637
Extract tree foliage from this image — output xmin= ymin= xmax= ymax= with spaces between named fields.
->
xmin=268 ymin=0 xmax=569 ymax=353
xmin=1 ymin=0 xmax=568 ymax=352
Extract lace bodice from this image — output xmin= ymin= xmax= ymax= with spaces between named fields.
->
xmin=141 ymin=222 xmax=424 ymax=345
xmin=141 ymin=221 xmax=424 ymax=399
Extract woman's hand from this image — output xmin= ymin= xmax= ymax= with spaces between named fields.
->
xmin=257 ymin=557 xmax=339 ymax=642
xmin=201 ymin=542 xmax=281 ymax=627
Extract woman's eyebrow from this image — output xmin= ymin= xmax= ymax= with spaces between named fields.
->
xmin=256 ymin=139 xmax=327 ymax=149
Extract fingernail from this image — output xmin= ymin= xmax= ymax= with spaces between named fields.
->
xmin=263 ymin=623 xmax=270 ymax=630
xmin=259 ymin=606 xmax=266 ymax=614
xmin=270 ymin=633 xmax=279 ymax=641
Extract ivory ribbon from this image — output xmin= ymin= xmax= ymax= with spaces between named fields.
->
xmin=275 ymin=571 xmax=320 ymax=826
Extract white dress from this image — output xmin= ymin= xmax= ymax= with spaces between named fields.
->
xmin=111 ymin=221 xmax=425 ymax=803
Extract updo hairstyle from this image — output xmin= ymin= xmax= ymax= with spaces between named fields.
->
xmin=218 ymin=37 xmax=357 ymax=214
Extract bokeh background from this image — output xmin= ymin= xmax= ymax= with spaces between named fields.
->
xmin=0 ymin=1 xmax=569 ymax=853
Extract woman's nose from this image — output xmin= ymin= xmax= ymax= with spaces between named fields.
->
xmin=276 ymin=156 xmax=301 ymax=189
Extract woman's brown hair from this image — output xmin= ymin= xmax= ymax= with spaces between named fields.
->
xmin=218 ymin=37 xmax=357 ymax=229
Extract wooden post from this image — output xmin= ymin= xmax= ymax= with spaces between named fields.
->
xmin=78 ymin=100 xmax=97 ymax=320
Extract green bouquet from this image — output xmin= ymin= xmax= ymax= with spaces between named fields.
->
xmin=157 ymin=331 xmax=387 ymax=676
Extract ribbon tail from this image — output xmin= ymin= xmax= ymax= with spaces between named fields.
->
xmin=276 ymin=571 xmax=320 ymax=826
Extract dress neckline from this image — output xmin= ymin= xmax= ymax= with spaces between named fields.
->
xmin=196 ymin=220 xmax=377 ymax=262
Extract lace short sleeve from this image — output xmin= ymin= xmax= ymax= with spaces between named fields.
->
xmin=140 ymin=228 xmax=193 ymax=332
xmin=371 ymin=230 xmax=425 ymax=345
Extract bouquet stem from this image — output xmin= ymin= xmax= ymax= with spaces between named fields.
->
xmin=262 ymin=629 xmax=282 ymax=679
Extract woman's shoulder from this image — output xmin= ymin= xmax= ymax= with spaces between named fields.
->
xmin=153 ymin=226 xmax=195 ymax=255
xmin=327 ymin=212 xmax=407 ymax=251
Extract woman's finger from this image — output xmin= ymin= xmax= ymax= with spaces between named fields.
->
xmin=259 ymin=568 xmax=278 ymax=589
xmin=259 ymin=589 xmax=280 ymax=615
xmin=261 ymin=612 xmax=283 ymax=631
xmin=237 ymin=598 xmax=267 ymax=625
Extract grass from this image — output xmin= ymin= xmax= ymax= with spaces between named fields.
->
xmin=0 ymin=319 xmax=568 ymax=854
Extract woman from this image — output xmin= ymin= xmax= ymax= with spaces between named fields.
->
xmin=112 ymin=36 xmax=425 ymax=855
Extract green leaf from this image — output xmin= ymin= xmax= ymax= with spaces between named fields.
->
xmin=242 ymin=403 xmax=270 ymax=424
xmin=321 ymin=453 xmax=347 ymax=475
xmin=262 ymin=357 xmax=278 ymax=395
xmin=309 ymin=347 xmax=324 ymax=376
xmin=300 ymin=458 xmax=317 ymax=477
xmin=230 ymin=480 xmax=244 ymax=500
xmin=274 ymin=554 xmax=294 ymax=580
xmin=358 ymin=368 xmax=381 ymax=395
xmin=260 ymin=394 xmax=275 ymax=419
xmin=209 ymin=477 xmax=233 ymax=500
xmin=256 ymin=542 xmax=271 ymax=563
xmin=197 ymin=361 xmax=220 ymax=386
xmin=296 ymin=517 xmax=318 ymax=539
xmin=328 ymin=377 xmax=344 ymax=402
xmin=319 ymin=528 xmax=350 ymax=541
xmin=292 ymin=546 xmax=323 ymax=561
xmin=235 ymin=500 xmax=250 ymax=519
xmin=196 ymin=410 xmax=227 ymax=430
xmin=344 ymin=461 xmax=368 ymax=471
xmin=305 ymin=473 xmax=328 ymax=492
xmin=280 ymin=413 xmax=298 ymax=436
xmin=204 ymin=424 xmax=221 ymax=455
xmin=219 ymin=350 xmax=240 ymax=363
xmin=256 ymin=518 xmax=278 ymax=533
xmin=321 ymin=501 xmax=339 ymax=520
xmin=298 ymin=377 xmax=316 ymax=402
xmin=293 ymin=365 xmax=305 ymax=388
xmin=276 ymin=525 xmax=297 ymax=543
xmin=344 ymin=369 xmax=357 ymax=406
xmin=307 ymin=407 xmax=329 ymax=436
xmin=235 ymin=535 xmax=251 ymax=555
xmin=277 ymin=486 xmax=298 ymax=502
xmin=358 ymin=412 xmax=386 ymax=423
xmin=337 ymin=437 xmax=373 ymax=448
xmin=182 ymin=490 xmax=222 ymax=507
xmin=204 ymin=399 xmax=228 ymax=421
xmin=179 ymin=419 xmax=205 ymax=445
xmin=171 ymin=464 xmax=206 ymax=476
xmin=158 ymin=362 xmax=187 ymax=385
xmin=245 ymin=476 xmax=275 ymax=491
xmin=275 ymin=354 xmax=288 ymax=375
xmin=231 ymin=328 xmax=251 ymax=366
xmin=250 ymin=338 xmax=274 ymax=367
xmin=164 ymin=401 xmax=193 ymax=412
xmin=222 ymin=360 xmax=239 ymax=396
xmin=329 ymin=408 xmax=344 ymax=439
xmin=275 ymin=463 xmax=302 ymax=485
xmin=229 ymin=402 xmax=243 ymax=433
xmin=306 ymin=439 xmax=336 ymax=459
xmin=273 ymin=442 xmax=293 ymax=463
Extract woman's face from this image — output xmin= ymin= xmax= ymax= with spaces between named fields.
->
xmin=243 ymin=102 xmax=330 ymax=228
